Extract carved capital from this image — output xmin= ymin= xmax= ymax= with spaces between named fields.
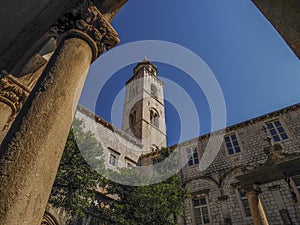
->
xmin=50 ymin=0 xmax=120 ymax=61
xmin=0 ymin=76 xmax=29 ymax=114
xmin=242 ymin=184 xmax=262 ymax=194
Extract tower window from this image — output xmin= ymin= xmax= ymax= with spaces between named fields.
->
xmin=150 ymin=84 xmax=158 ymax=97
xmin=129 ymin=110 xmax=136 ymax=127
xmin=266 ymin=120 xmax=288 ymax=142
xmin=150 ymin=109 xmax=159 ymax=128
xmin=151 ymin=144 xmax=159 ymax=152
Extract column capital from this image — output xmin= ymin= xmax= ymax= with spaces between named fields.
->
xmin=243 ymin=184 xmax=262 ymax=194
xmin=50 ymin=0 xmax=120 ymax=61
xmin=0 ymin=76 xmax=29 ymax=114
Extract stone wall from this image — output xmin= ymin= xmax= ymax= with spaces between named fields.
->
xmin=72 ymin=103 xmax=300 ymax=225
xmin=251 ymin=0 xmax=300 ymax=59
xmin=179 ymin=103 xmax=300 ymax=225
xmin=75 ymin=106 xmax=142 ymax=169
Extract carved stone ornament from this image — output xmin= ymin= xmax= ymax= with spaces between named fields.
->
xmin=40 ymin=213 xmax=59 ymax=225
xmin=0 ymin=76 xmax=29 ymax=114
xmin=50 ymin=0 xmax=120 ymax=61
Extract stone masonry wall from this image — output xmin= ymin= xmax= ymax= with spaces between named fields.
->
xmin=75 ymin=106 xmax=142 ymax=169
xmin=179 ymin=104 xmax=300 ymax=225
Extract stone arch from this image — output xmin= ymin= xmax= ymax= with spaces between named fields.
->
xmin=151 ymin=144 xmax=159 ymax=152
xmin=220 ymin=165 xmax=255 ymax=193
xmin=129 ymin=108 xmax=136 ymax=128
xmin=150 ymin=108 xmax=159 ymax=128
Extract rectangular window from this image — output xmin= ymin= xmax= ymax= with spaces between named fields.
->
xmin=193 ymin=196 xmax=210 ymax=225
xmin=240 ymin=191 xmax=251 ymax=217
xmin=186 ymin=147 xmax=199 ymax=166
xmin=127 ymin=163 xmax=133 ymax=169
xmin=224 ymin=134 xmax=241 ymax=155
xmin=266 ymin=120 xmax=288 ymax=142
xmin=109 ymin=154 xmax=117 ymax=166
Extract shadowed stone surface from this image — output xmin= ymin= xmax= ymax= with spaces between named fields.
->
xmin=0 ymin=37 xmax=92 ymax=225
xmin=252 ymin=0 xmax=300 ymax=59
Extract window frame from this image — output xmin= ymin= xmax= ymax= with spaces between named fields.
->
xmin=191 ymin=195 xmax=211 ymax=225
xmin=108 ymin=153 xmax=117 ymax=167
xmin=125 ymin=157 xmax=136 ymax=169
xmin=239 ymin=190 xmax=252 ymax=217
xmin=150 ymin=108 xmax=159 ymax=128
xmin=186 ymin=146 xmax=199 ymax=166
xmin=129 ymin=109 xmax=136 ymax=128
xmin=107 ymin=148 xmax=120 ymax=168
xmin=265 ymin=119 xmax=289 ymax=143
xmin=224 ymin=133 xmax=242 ymax=155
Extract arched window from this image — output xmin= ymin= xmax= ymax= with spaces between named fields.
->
xmin=150 ymin=108 xmax=159 ymax=128
xmin=151 ymin=144 xmax=159 ymax=152
xmin=129 ymin=109 xmax=136 ymax=127
xmin=150 ymin=84 xmax=158 ymax=97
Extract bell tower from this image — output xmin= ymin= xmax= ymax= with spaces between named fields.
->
xmin=122 ymin=57 xmax=167 ymax=153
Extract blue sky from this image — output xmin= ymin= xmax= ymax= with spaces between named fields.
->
xmin=80 ymin=0 xmax=300 ymax=146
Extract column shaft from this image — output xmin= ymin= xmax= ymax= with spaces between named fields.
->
xmin=246 ymin=190 xmax=269 ymax=225
xmin=0 ymin=37 xmax=92 ymax=225
xmin=0 ymin=4 xmax=119 ymax=225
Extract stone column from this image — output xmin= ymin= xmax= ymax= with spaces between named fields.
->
xmin=0 ymin=3 xmax=119 ymax=225
xmin=0 ymin=38 xmax=55 ymax=143
xmin=245 ymin=185 xmax=269 ymax=225
xmin=0 ymin=76 xmax=29 ymax=141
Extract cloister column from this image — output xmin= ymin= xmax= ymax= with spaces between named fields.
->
xmin=245 ymin=185 xmax=269 ymax=225
xmin=0 ymin=76 xmax=29 ymax=141
xmin=0 ymin=2 xmax=119 ymax=225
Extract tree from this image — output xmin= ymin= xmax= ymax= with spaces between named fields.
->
xmin=105 ymin=148 xmax=188 ymax=225
xmin=107 ymin=174 xmax=187 ymax=225
xmin=49 ymin=120 xmax=188 ymax=225
xmin=48 ymin=118 xmax=104 ymax=217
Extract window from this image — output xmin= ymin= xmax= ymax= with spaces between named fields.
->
xmin=109 ymin=154 xmax=117 ymax=167
xmin=186 ymin=147 xmax=199 ymax=166
xmin=127 ymin=163 xmax=133 ymax=169
xmin=239 ymin=191 xmax=251 ymax=217
xmin=266 ymin=120 xmax=288 ymax=142
xmin=193 ymin=196 xmax=210 ymax=225
xmin=224 ymin=134 xmax=241 ymax=155
xmin=150 ymin=109 xmax=159 ymax=128
xmin=129 ymin=110 xmax=136 ymax=127
xmin=151 ymin=84 xmax=158 ymax=97
xmin=151 ymin=144 xmax=159 ymax=152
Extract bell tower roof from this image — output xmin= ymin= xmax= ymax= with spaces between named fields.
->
xmin=126 ymin=57 xmax=158 ymax=85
